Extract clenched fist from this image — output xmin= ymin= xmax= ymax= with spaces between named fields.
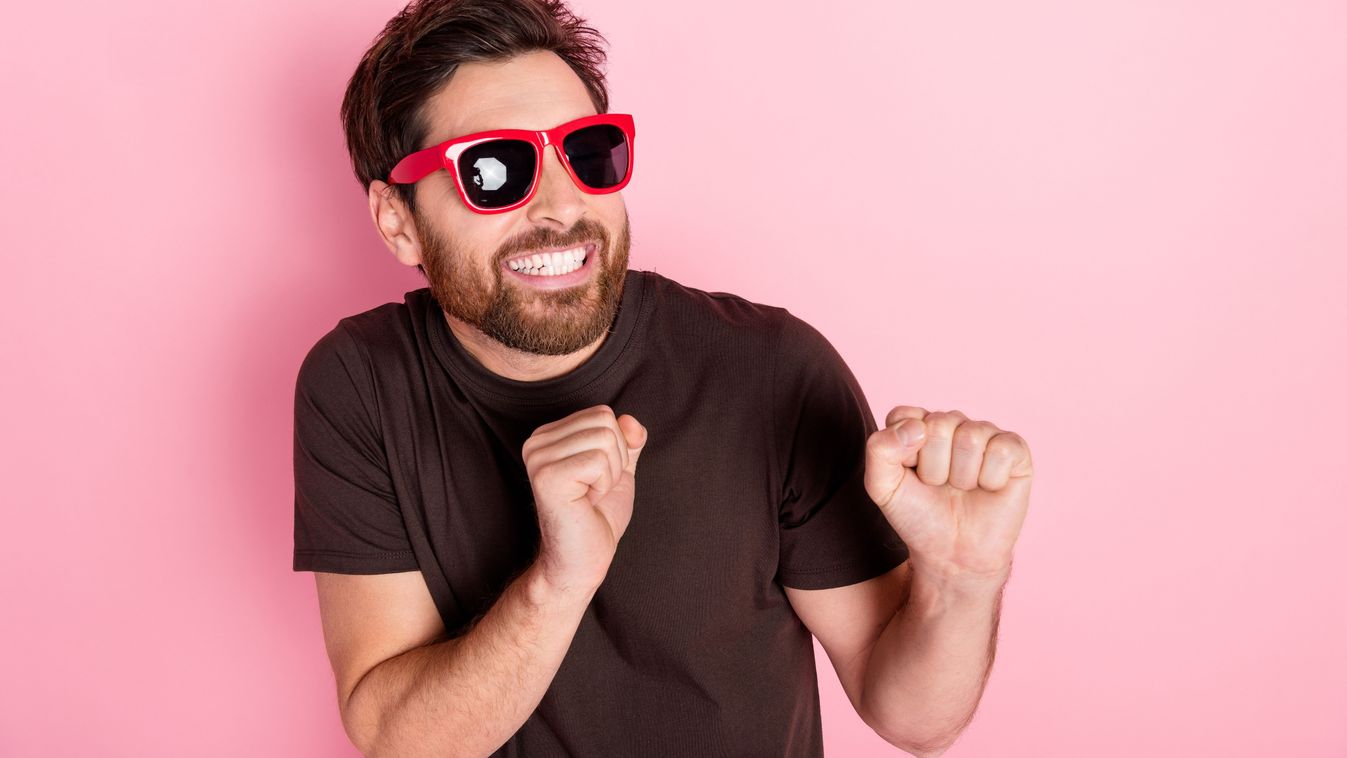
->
xmin=865 ymin=406 xmax=1033 ymax=586
xmin=522 ymin=405 xmax=647 ymax=597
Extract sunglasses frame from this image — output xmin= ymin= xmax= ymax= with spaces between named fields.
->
xmin=386 ymin=112 xmax=636 ymax=215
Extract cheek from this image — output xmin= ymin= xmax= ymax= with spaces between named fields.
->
xmin=442 ymin=215 xmax=511 ymax=263
xmin=593 ymin=196 xmax=628 ymax=238
xmin=598 ymin=193 xmax=626 ymax=220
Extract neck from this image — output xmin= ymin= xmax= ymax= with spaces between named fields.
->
xmin=443 ymin=312 xmax=607 ymax=382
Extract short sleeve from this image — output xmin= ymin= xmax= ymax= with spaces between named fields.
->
xmin=292 ymin=323 xmax=419 ymax=574
xmin=772 ymin=311 xmax=909 ymax=590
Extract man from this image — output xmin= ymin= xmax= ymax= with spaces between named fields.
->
xmin=292 ymin=1 xmax=1034 ymax=756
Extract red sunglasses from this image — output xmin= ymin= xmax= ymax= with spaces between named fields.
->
xmin=387 ymin=112 xmax=635 ymax=214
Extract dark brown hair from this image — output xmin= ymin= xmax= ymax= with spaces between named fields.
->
xmin=340 ymin=0 xmax=612 ymax=215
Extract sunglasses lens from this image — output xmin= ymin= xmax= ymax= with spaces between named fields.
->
xmin=458 ymin=139 xmax=537 ymax=209
xmin=563 ymin=124 xmax=630 ymax=189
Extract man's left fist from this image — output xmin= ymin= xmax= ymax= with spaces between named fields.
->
xmin=864 ymin=406 xmax=1033 ymax=583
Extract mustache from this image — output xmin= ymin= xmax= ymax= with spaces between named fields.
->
xmin=497 ymin=218 xmax=608 ymax=262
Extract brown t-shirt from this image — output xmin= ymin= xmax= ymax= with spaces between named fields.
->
xmin=292 ymin=268 xmax=909 ymax=757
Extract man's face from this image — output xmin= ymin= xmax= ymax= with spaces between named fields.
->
xmin=403 ymin=50 xmax=632 ymax=356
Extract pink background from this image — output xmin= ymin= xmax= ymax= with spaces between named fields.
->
xmin=3 ymin=0 xmax=1344 ymax=755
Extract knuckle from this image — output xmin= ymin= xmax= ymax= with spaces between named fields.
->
xmin=952 ymin=429 xmax=983 ymax=451
xmin=954 ymin=421 xmax=997 ymax=449
xmin=886 ymin=405 xmax=926 ymax=425
xmin=925 ymin=407 xmax=965 ymax=424
xmin=987 ymin=433 xmax=1022 ymax=459
xmin=581 ymin=425 xmax=616 ymax=448
xmin=926 ymin=412 xmax=961 ymax=438
xmin=531 ymin=460 xmax=555 ymax=483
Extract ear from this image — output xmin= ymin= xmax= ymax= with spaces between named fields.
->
xmin=368 ymin=180 xmax=425 ymax=269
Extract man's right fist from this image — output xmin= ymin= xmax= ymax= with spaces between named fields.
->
xmin=521 ymin=405 xmax=647 ymax=597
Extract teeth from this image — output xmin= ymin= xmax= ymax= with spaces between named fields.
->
xmin=507 ymin=245 xmax=589 ymax=276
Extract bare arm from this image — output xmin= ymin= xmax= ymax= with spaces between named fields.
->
xmin=859 ymin=566 xmax=1008 ymax=757
xmin=331 ymin=564 xmax=594 ymax=758
xmin=321 ymin=405 xmax=648 ymax=758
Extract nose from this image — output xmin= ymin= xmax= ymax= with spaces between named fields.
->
xmin=525 ymin=143 xmax=586 ymax=229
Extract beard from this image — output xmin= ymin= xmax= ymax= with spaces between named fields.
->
xmin=416 ymin=208 xmax=631 ymax=356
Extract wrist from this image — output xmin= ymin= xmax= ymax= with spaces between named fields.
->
xmin=908 ymin=556 xmax=1011 ymax=602
xmin=525 ymin=561 xmax=599 ymax=608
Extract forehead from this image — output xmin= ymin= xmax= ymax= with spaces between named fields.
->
xmin=421 ymin=49 xmax=599 ymax=144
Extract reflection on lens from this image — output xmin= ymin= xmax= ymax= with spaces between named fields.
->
xmin=459 ymin=140 xmax=536 ymax=208
xmin=563 ymin=125 xmax=629 ymax=189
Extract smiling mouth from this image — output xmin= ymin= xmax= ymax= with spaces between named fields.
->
xmin=503 ymin=241 xmax=595 ymax=277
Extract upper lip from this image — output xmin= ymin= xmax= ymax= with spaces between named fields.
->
xmin=504 ymin=240 xmax=596 ymax=263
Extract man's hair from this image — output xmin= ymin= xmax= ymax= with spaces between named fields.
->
xmin=340 ymin=0 xmax=612 ymax=215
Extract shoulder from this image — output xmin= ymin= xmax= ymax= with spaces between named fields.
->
xmin=338 ymin=291 xmax=427 ymax=359
xmin=633 ymin=269 xmax=842 ymax=370
xmin=297 ymin=291 xmax=425 ymax=391
xmin=634 ymin=269 xmax=795 ymax=341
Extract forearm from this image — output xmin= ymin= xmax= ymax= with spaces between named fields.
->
xmin=349 ymin=563 xmax=595 ymax=758
xmin=860 ymin=565 xmax=1008 ymax=757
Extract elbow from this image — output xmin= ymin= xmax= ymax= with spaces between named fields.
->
xmin=900 ymin=737 xmax=956 ymax=758
xmin=341 ymin=709 xmax=378 ymax=757
xmin=864 ymin=713 xmax=953 ymax=758
xmin=905 ymin=744 xmax=951 ymax=758
xmin=877 ymin=730 xmax=952 ymax=758
xmin=339 ymin=684 xmax=384 ymax=757
xmin=345 ymin=716 xmax=385 ymax=758
xmin=861 ymin=696 xmax=958 ymax=758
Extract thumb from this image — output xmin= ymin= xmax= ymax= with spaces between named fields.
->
xmin=617 ymin=414 xmax=648 ymax=473
xmin=864 ymin=418 xmax=925 ymax=509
